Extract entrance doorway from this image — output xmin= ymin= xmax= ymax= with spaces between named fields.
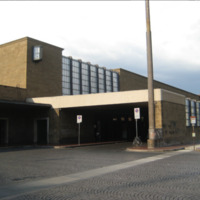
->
xmin=0 ymin=119 xmax=8 ymax=146
xmin=35 ymin=118 xmax=49 ymax=145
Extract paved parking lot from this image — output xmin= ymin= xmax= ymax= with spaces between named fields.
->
xmin=0 ymin=143 xmax=200 ymax=199
xmin=0 ymin=143 xmax=158 ymax=186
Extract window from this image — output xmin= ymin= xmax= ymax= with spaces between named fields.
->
xmin=90 ymin=65 xmax=97 ymax=93
xmin=62 ymin=56 xmax=120 ymax=95
xmin=191 ymin=100 xmax=196 ymax=116
xmin=62 ymin=57 xmax=71 ymax=95
xmin=191 ymin=100 xmax=197 ymax=126
xmin=72 ymin=60 xmax=80 ymax=95
xmin=106 ymin=70 xmax=112 ymax=92
xmin=196 ymin=102 xmax=200 ymax=126
xmin=81 ymin=63 xmax=89 ymax=94
xmin=113 ymin=72 xmax=119 ymax=92
xmin=98 ymin=68 xmax=105 ymax=93
xmin=185 ymin=99 xmax=190 ymax=126
xmin=33 ymin=46 xmax=43 ymax=61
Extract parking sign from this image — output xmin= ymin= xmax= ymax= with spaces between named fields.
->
xmin=134 ymin=108 xmax=140 ymax=119
xmin=77 ymin=115 xmax=82 ymax=123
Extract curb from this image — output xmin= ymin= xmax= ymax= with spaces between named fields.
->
xmin=53 ymin=141 xmax=124 ymax=149
xmin=126 ymin=145 xmax=200 ymax=153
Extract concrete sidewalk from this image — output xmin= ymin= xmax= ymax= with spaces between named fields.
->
xmin=53 ymin=141 xmax=123 ymax=149
xmin=45 ymin=141 xmax=200 ymax=152
xmin=127 ymin=143 xmax=200 ymax=152
xmin=1 ymin=141 xmax=199 ymax=152
xmin=53 ymin=141 xmax=200 ymax=153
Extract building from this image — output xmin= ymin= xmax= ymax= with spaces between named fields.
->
xmin=0 ymin=37 xmax=199 ymax=147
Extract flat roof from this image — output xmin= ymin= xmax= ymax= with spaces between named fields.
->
xmin=0 ymin=37 xmax=63 ymax=51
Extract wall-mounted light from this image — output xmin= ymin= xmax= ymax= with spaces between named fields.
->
xmin=121 ymin=117 xmax=125 ymax=121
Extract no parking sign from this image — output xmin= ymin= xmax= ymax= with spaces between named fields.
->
xmin=134 ymin=108 xmax=140 ymax=120
xmin=77 ymin=115 xmax=82 ymax=123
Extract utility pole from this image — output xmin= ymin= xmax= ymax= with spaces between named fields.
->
xmin=145 ymin=0 xmax=156 ymax=148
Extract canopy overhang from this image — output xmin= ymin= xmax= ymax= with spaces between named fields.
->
xmin=26 ymin=89 xmax=185 ymax=109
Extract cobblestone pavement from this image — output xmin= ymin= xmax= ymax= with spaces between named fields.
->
xmin=0 ymin=143 xmax=159 ymax=186
xmin=0 ymin=143 xmax=200 ymax=200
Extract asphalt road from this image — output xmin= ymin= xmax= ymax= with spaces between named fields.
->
xmin=0 ymin=143 xmax=199 ymax=200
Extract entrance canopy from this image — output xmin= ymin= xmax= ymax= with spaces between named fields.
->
xmin=27 ymin=89 xmax=185 ymax=145
xmin=26 ymin=89 xmax=185 ymax=109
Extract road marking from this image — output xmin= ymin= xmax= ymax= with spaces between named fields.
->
xmin=0 ymin=150 xmax=191 ymax=199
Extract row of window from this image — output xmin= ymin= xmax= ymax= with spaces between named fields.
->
xmin=185 ymin=99 xmax=200 ymax=126
xmin=62 ymin=57 xmax=119 ymax=95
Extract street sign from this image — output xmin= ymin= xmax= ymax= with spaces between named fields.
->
xmin=133 ymin=107 xmax=142 ymax=146
xmin=190 ymin=116 xmax=196 ymax=125
xmin=134 ymin=108 xmax=140 ymax=119
xmin=77 ymin=115 xmax=82 ymax=123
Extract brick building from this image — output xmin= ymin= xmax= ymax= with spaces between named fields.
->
xmin=0 ymin=37 xmax=199 ymax=146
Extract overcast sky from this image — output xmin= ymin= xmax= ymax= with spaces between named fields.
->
xmin=1 ymin=1 xmax=200 ymax=95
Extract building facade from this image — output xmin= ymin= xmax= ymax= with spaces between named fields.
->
xmin=0 ymin=37 xmax=200 ymax=146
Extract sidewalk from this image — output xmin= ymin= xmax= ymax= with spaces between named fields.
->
xmin=1 ymin=141 xmax=199 ymax=152
xmin=53 ymin=141 xmax=124 ymax=149
xmin=126 ymin=143 xmax=200 ymax=152
xmin=53 ymin=141 xmax=200 ymax=152
xmin=0 ymin=141 xmax=124 ymax=151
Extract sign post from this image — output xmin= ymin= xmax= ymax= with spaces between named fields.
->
xmin=77 ymin=115 xmax=82 ymax=145
xmin=133 ymin=108 xmax=142 ymax=146
xmin=190 ymin=116 xmax=196 ymax=150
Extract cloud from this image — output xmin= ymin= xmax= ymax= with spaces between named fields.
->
xmin=0 ymin=1 xmax=200 ymax=94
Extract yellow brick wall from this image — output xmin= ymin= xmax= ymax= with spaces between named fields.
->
xmin=115 ymin=68 xmax=199 ymax=100
xmin=155 ymin=101 xmax=162 ymax=129
xmin=161 ymin=101 xmax=186 ymax=145
xmin=0 ymin=85 xmax=27 ymax=101
xmin=114 ymin=69 xmax=147 ymax=91
xmin=0 ymin=37 xmax=63 ymax=99
xmin=0 ymin=38 xmax=27 ymax=89
xmin=26 ymin=38 xmax=63 ymax=98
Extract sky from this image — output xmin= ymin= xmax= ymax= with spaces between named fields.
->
xmin=1 ymin=1 xmax=200 ymax=95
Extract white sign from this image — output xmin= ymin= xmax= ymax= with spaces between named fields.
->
xmin=77 ymin=115 xmax=82 ymax=123
xmin=134 ymin=108 xmax=140 ymax=119
xmin=190 ymin=116 xmax=196 ymax=124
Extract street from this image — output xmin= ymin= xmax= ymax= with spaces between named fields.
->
xmin=0 ymin=143 xmax=200 ymax=200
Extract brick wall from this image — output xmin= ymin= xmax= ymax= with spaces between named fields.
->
xmin=0 ymin=105 xmax=49 ymax=145
xmin=26 ymin=38 xmax=63 ymax=98
xmin=0 ymin=85 xmax=27 ymax=101
xmin=0 ymin=37 xmax=63 ymax=101
xmin=161 ymin=101 xmax=186 ymax=145
xmin=0 ymin=38 xmax=27 ymax=89
xmin=115 ymin=68 xmax=200 ymax=100
xmin=49 ymin=108 xmax=96 ymax=145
